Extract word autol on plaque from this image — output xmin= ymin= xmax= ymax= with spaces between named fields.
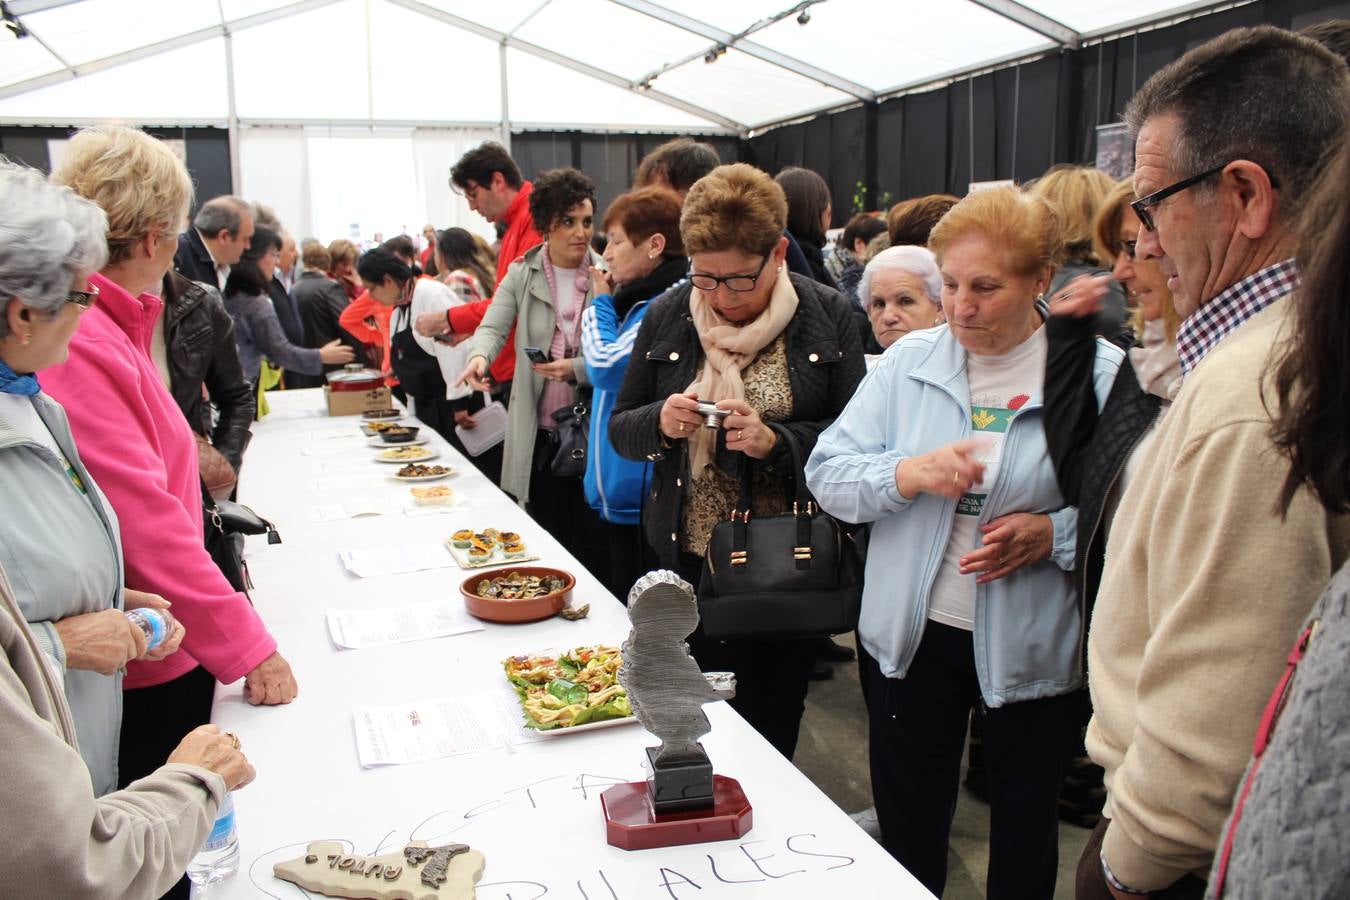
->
xmin=273 ymin=840 xmax=485 ymax=899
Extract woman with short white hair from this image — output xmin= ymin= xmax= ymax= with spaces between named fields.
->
xmin=857 ymin=245 xmax=943 ymax=366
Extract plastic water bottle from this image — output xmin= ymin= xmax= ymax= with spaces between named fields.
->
xmin=186 ymin=792 xmax=240 ymax=885
xmin=125 ymin=608 xmax=176 ymax=651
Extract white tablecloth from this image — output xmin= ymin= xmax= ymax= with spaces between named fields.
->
xmin=206 ymin=389 xmax=931 ymax=899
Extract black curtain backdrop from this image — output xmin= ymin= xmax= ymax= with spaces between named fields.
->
xmin=747 ymin=0 xmax=1350 ymax=224
xmin=509 ymin=131 xmax=745 ymax=223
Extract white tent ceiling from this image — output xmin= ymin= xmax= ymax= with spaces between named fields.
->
xmin=0 ymin=0 xmax=1237 ymax=135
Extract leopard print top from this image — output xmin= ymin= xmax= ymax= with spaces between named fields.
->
xmin=681 ymin=335 xmax=793 ymax=555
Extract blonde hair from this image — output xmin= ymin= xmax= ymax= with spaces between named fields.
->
xmin=1092 ymin=178 xmax=1184 ymax=341
xmin=681 ymin=163 xmax=787 ymax=258
xmin=1027 ymin=165 xmax=1116 ymax=265
xmin=50 ymin=126 xmax=193 ymax=266
xmin=326 ymin=238 xmax=357 ymax=270
xmin=928 ymin=186 xmax=1059 ymax=278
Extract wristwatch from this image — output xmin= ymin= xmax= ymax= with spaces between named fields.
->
xmin=1100 ymin=851 xmax=1150 ymax=896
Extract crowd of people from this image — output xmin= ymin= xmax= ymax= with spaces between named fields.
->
xmin=0 ymin=18 xmax=1348 ymax=900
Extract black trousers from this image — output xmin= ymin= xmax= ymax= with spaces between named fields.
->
xmin=675 ymin=552 xmax=815 ymax=760
xmin=604 ymin=521 xmax=650 ymax=602
xmin=118 ymin=664 xmax=218 ymax=900
xmin=526 ymin=431 xmax=608 ymax=586
xmin=861 ymin=623 xmax=1078 ymax=900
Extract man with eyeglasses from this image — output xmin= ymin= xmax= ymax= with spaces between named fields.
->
xmin=1076 ymin=26 xmax=1350 ymax=900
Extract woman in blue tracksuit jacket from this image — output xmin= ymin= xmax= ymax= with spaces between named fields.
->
xmin=805 ymin=187 xmax=1123 ymax=899
xmin=581 ymin=187 xmax=687 ymax=599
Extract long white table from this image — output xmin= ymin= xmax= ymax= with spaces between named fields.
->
xmin=207 ymin=388 xmax=931 ymax=899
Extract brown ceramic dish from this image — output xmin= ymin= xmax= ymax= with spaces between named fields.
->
xmin=460 ymin=566 xmax=575 ymax=624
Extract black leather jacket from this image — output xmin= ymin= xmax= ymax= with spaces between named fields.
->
xmin=609 ymin=274 xmax=865 ymax=568
xmin=162 ymin=271 xmax=255 ymax=470
xmin=1043 ymin=314 xmax=1160 ymax=638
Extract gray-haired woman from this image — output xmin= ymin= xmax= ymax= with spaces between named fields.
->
xmin=0 ymin=160 xmax=254 ymax=898
xmin=859 ymin=245 xmax=943 ymax=366
xmin=0 ymin=160 xmax=184 ymax=796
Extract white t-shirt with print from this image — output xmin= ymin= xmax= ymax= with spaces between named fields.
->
xmin=927 ymin=326 xmax=1047 ymax=631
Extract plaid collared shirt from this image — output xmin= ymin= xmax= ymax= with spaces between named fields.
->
xmin=1176 ymin=258 xmax=1300 ymax=376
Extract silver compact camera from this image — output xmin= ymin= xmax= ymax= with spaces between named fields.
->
xmin=695 ymin=401 xmax=731 ymax=429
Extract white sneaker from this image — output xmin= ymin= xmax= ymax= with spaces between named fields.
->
xmin=849 ymin=806 xmax=882 ymax=839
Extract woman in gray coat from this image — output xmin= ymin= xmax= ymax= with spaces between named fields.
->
xmin=0 ymin=161 xmax=184 ymax=796
xmin=457 ymin=168 xmax=607 ymax=577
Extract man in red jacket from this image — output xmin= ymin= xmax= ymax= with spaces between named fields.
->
xmin=421 ymin=142 xmax=542 ymax=406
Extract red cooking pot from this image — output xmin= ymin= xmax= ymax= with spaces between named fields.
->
xmin=326 ymin=363 xmax=384 ymax=392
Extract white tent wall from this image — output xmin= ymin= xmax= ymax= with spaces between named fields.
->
xmin=237 ymin=125 xmax=499 ymax=245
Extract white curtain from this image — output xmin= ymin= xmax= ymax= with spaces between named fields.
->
xmin=238 ymin=127 xmax=312 ymax=239
xmin=412 ymin=127 xmax=501 ymax=244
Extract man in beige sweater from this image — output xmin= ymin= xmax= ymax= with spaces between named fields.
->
xmin=1078 ymin=27 xmax=1350 ymax=899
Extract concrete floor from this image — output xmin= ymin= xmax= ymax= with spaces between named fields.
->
xmin=792 ymin=634 xmax=1091 ymax=900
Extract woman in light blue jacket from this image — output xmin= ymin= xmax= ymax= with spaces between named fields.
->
xmin=805 ymin=187 xmax=1121 ymax=900
xmin=581 ymin=186 xmax=687 ymax=597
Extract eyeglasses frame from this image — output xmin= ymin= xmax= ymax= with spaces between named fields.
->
xmin=688 ymin=255 xmax=770 ymax=293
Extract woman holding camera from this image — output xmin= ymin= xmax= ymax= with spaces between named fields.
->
xmin=609 ymin=164 xmax=865 ymax=758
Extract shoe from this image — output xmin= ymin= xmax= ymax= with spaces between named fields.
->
xmin=849 ymin=807 xmax=882 ymax=840
xmin=816 ymin=636 xmax=856 ymax=663
xmin=808 ymin=659 xmax=834 ymax=681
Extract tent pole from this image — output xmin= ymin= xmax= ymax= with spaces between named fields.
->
xmin=224 ymin=28 xmax=240 ymax=195
xmin=499 ymin=42 xmax=511 ymax=151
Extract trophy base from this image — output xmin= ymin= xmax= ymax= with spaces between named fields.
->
xmin=600 ymin=775 xmax=752 ymax=850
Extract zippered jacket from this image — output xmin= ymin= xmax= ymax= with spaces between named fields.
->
xmin=805 ymin=322 xmax=1122 ymax=706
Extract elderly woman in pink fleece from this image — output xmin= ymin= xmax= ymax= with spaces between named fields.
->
xmin=42 ymin=126 xmax=298 ymax=794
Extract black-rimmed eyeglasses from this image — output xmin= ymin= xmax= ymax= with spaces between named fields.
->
xmin=65 ymin=283 xmax=100 ymax=310
xmin=689 ymin=255 xmax=769 ymax=293
xmin=1130 ymin=163 xmax=1228 ymax=232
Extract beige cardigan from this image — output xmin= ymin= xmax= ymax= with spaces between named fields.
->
xmin=0 ymin=565 xmax=223 ymax=899
xmin=1086 ymin=297 xmax=1350 ymax=890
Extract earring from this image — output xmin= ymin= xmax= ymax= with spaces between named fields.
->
xmin=1036 ymin=292 xmax=1045 ymax=303
xmin=777 ymin=265 xmax=785 ymax=273
xmin=648 ymin=253 xmax=657 ymax=259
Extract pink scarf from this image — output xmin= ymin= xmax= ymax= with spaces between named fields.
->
xmin=537 ymin=245 xmax=590 ymax=428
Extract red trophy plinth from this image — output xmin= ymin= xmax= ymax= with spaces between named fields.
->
xmin=601 ymin=774 xmax=752 ymax=850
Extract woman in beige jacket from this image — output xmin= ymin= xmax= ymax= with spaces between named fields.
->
xmin=458 ymin=168 xmax=606 ymax=578
xmin=0 ymin=562 xmax=253 ymax=899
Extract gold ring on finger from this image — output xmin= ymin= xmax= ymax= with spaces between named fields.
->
xmin=953 ymin=471 xmax=960 ymax=487
xmin=737 ymin=429 xmax=744 ymax=442
xmin=224 ymin=731 xmax=241 ymax=751
xmin=678 ymin=421 xmax=686 ymax=433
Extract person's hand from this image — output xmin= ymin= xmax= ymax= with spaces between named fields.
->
xmin=1047 ymin=274 xmax=1114 ymax=319
xmin=959 ymin=512 xmax=1054 ymax=584
xmin=124 ymin=589 xmax=186 ymax=661
xmin=659 ymin=391 xmax=704 ymax=440
xmin=453 ymin=409 xmax=476 ymax=430
xmin=590 ymin=266 xmax=614 ymax=296
xmin=243 ymin=651 xmax=298 ymax=705
xmin=53 ymin=609 xmax=145 ymax=675
xmin=318 ymin=339 xmax=356 ymax=365
xmin=166 ymin=725 xmax=256 ymax=791
xmin=415 ymin=311 xmax=450 ymax=338
xmin=532 ymin=358 xmax=576 ymax=383
xmin=718 ymin=400 xmax=777 ymax=460
xmin=454 ymin=356 xmax=492 ymax=392
xmin=894 ymin=438 xmax=988 ymax=500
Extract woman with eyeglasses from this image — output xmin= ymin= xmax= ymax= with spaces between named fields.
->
xmin=0 ymin=159 xmax=188 ymax=798
xmin=610 ymin=163 xmax=865 ymax=758
xmin=1040 ymin=177 xmax=1186 ymax=832
xmin=224 ymin=225 xmax=354 ymax=387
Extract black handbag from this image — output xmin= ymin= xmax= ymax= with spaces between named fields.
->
xmin=201 ymin=480 xmax=280 ymax=595
xmin=548 ymin=390 xmax=590 ymax=478
xmin=698 ymin=427 xmax=863 ymax=641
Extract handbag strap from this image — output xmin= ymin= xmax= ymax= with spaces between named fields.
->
xmin=729 ymin=424 xmax=818 ymax=572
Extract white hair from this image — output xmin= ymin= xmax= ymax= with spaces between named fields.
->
xmin=857 ymin=245 xmax=941 ymax=309
xmin=0 ymin=160 xmax=109 ymax=338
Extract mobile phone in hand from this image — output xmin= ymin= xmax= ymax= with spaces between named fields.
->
xmin=524 ymin=346 xmax=551 ymax=365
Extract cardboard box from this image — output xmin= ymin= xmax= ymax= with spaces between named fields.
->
xmin=324 ymin=385 xmax=392 ymax=417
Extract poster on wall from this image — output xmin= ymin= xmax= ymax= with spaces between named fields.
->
xmin=1095 ymin=123 xmax=1134 ymax=180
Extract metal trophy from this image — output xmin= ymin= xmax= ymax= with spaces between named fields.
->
xmin=600 ymin=570 xmax=751 ymax=850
